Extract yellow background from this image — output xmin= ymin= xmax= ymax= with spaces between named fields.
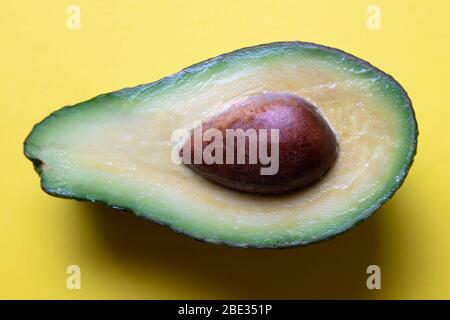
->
xmin=0 ymin=0 xmax=449 ymax=299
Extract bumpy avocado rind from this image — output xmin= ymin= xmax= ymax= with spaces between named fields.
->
xmin=24 ymin=42 xmax=417 ymax=248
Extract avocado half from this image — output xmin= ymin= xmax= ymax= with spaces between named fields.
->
xmin=24 ymin=42 xmax=417 ymax=248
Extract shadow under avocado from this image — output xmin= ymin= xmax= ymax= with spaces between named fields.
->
xmin=76 ymin=199 xmax=397 ymax=299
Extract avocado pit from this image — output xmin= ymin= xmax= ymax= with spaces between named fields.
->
xmin=181 ymin=92 xmax=338 ymax=194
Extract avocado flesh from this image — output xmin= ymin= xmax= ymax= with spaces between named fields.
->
xmin=24 ymin=42 xmax=417 ymax=248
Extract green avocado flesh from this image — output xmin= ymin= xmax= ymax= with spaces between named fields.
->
xmin=24 ymin=42 xmax=417 ymax=248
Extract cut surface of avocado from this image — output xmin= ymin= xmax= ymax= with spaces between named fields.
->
xmin=24 ymin=42 xmax=417 ymax=248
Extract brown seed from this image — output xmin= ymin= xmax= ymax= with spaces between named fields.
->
xmin=181 ymin=92 xmax=338 ymax=194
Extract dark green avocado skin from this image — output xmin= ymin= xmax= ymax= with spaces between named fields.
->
xmin=24 ymin=41 xmax=418 ymax=248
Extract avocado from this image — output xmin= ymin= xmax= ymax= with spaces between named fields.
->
xmin=24 ymin=42 xmax=417 ymax=248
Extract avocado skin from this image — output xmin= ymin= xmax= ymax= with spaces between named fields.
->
xmin=24 ymin=41 xmax=418 ymax=248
